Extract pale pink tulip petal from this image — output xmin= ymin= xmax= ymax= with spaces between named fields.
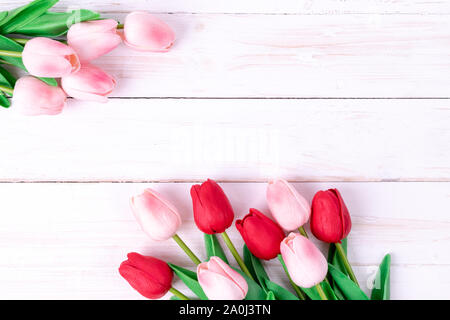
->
xmin=124 ymin=11 xmax=175 ymax=52
xmin=12 ymin=76 xmax=67 ymax=116
xmin=130 ymin=188 xmax=182 ymax=241
xmin=197 ymin=257 xmax=248 ymax=300
xmin=198 ymin=268 xmax=247 ymax=300
xmin=210 ymin=257 xmax=248 ymax=293
xmin=68 ymin=19 xmax=122 ymax=62
xmin=280 ymin=233 xmax=328 ymax=288
xmin=22 ymin=38 xmax=80 ymax=78
xmin=267 ymin=179 xmax=311 ymax=231
xmin=61 ymin=64 xmax=116 ymax=102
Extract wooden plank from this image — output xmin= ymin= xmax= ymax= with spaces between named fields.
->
xmin=76 ymin=14 xmax=450 ymax=98
xmin=1 ymin=13 xmax=450 ymax=97
xmin=2 ymin=0 xmax=450 ymax=14
xmin=0 ymin=99 xmax=448 ymax=182
xmin=0 ymin=182 xmax=448 ymax=299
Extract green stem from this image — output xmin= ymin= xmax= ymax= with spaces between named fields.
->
xmin=172 ymin=234 xmax=202 ymax=266
xmin=221 ymin=231 xmax=254 ymax=280
xmin=9 ymin=38 xmax=30 ymax=45
xmin=0 ymin=58 xmax=14 ymax=66
xmin=0 ymin=50 xmax=22 ymax=58
xmin=335 ymin=242 xmax=359 ymax=286
xmin=298 ymin=226 xmax=309 ymax=238
xmin=117 ymin=23 xmax=124 ymax=29
xmin=169 ymin=287 xmax=189 ymax=300
xmin=0 ymin=85 xmax=13 ymax=95
xmin=315 ymin=283 xmax=328 ymax=300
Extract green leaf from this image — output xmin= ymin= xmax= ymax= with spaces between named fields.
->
xmin=0 ymin=12 xmax=8 ymax=24
xmin=263 ymin=278 xmax=299 ymax=300
xmin=232 ymin=267 xmax=266 ymax=300
xmin=0 ymin=66 xmax=17 ymax=87
xmin=14 ymin=10 xmax=101 ymax=37
xmin=327 ymin=238 xmax=348 ymax=300
xmin=243 ymin=245 xmax=259 ymax=282
xmin=265 ymin=291 xmax=276 ymax=300
xmin=204 ymin=234 xmax=229 ymax=264
xmin=328 ymin=238 xmax=348 ymax=275
xmin=0 ymin=35 xmax=57 ymax=87
xmin=371 ymin=254 xmax=391 ymax=300
xmin=168 ymin=263 xmax=208 ymax=300
xmin=39 ymin=77 xmax=57 ymax=87
xmin=0 ymin=35 xmax=25 ymax=70
xmin=0 ymin=0 xmax=59 ymax=34
xmin=0 ymin=92 xmax=10 ymax=108
xmin=170 ymin=295 xmax=181 ymax=300
xmin=321 ymin=281 xmax=339 ymax=300
xmin=328 ymin=263 xmax=369 ymax=300
xmin=0 ymin=66 xmax=15 ymax=108
xmin=243 ymin=245 xmax=269 ymax=290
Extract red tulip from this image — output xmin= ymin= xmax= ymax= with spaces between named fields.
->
xmin=310 ymin=189 xmax=352 ymax=243
xmin=190 ymin=179 xmax=234 ymax=234
xmin=236 ymin=209 xmax=285 ymax=260
xmin=119 ymin=252 xmax=173 ymax=299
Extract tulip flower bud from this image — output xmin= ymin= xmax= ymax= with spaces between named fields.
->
xmin=22 ymin=37 xmax=80 ymax=78
xmin=236 ymin=208 xmax=285 ymax=260
xmin=61 ymin=64 xmax=116 ymax=103
xmin=280 ymin=233 xmax=328 ymax=288
xmin=68 ymin=19 xmax=122 ymax=62
xmin=119 ymin=252 xmax=173 ymax=299
xmin=266 ymin=179 xmax=311 ymax=231
xmin=197 ymin=256 xmax=248 ymax=300
xmin=191 ymin=179 xmax=234 ymax=234
xmin=123 ymin=11 xmax=175 ymax=52
xmin=130 ymin=188 xmax=182 ymax=241
xmin=310 ymin=189 xmax=352 ymax=243
xmin=12 ymin=76 xmax=67 ymax=116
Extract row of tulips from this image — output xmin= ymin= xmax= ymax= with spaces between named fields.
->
xmin=119 ymin=179 xmax=391 ymax=300
xmin=0 ymin=1 xmax=175 ymax=115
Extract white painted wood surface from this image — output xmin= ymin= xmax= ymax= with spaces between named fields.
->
xmin=64 ymin=14 xmax=450 ymax=97
xmin=0 ymin=182 xmax=448 ymax=300
xmin=0 ymin=99 xmax=449 ymax=182
xmin=0 ymin=0 xmax=449 ymax=300
xmin=4 ymin=0 xmax=450 ymax=14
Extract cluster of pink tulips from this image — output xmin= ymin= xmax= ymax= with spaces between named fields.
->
xmin=4 ymin=11 xmax=174 ymax=115
xmin=119 ymin=179 xmax=391 ymax=301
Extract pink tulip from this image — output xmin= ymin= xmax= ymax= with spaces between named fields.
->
xmin=12 ymin=76 xmax=67 ymax=116
xmin=267 ymin=179 xmax=311 ymax=231
xmin=197 ymin=257 xmax=248 ymax=300
xmin=130 ymin=188 xmax=182 ymax=241
xmin=68 ymin=19 xmax=122 ymax=62
xmin=61 ymin=64 xmax=116 ymax=103
xmin=123 ymin=11 xmax=175 ymax=52
xmin=280 ymin=233 xmax=328 ymax=288
xmin=22 ymin=38 xmax=80 ymax=78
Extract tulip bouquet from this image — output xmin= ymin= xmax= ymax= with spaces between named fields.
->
xmin=119 ymin=179 xmax=391 ymax=301
xmin=0 ymin=0 xmax=175 ymax=115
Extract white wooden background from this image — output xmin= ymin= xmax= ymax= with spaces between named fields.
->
xmin=0 ymin=0 xmax=449 ymax=300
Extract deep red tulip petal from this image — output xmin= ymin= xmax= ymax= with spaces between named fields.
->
xmin=236 ymin=208 xmax=285 ymax=260
xmin=311 ymin=190 xmax=343 ymax=243
xmin=191 ymin=179 xmax=234 ymax=234
xmin=119 ymin=253 xmax=173 ymax=299
xmin=330 ymin=189 xmax=352 ymax=240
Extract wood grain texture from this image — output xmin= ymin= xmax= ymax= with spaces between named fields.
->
xmin=2 ymin=13 xmax=450 ymax=97
xmin=1 ymin=99 xmax=448 ymax=182
xmin=3 ymin=0 xmax=450 ymax=14
xmin=0 ymin=0 xmax=449 ymax=300
xmin=0 ymin=182 xmax=448 ymax=299
xmin=92 ymin=14 xmax=450 ymax=97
